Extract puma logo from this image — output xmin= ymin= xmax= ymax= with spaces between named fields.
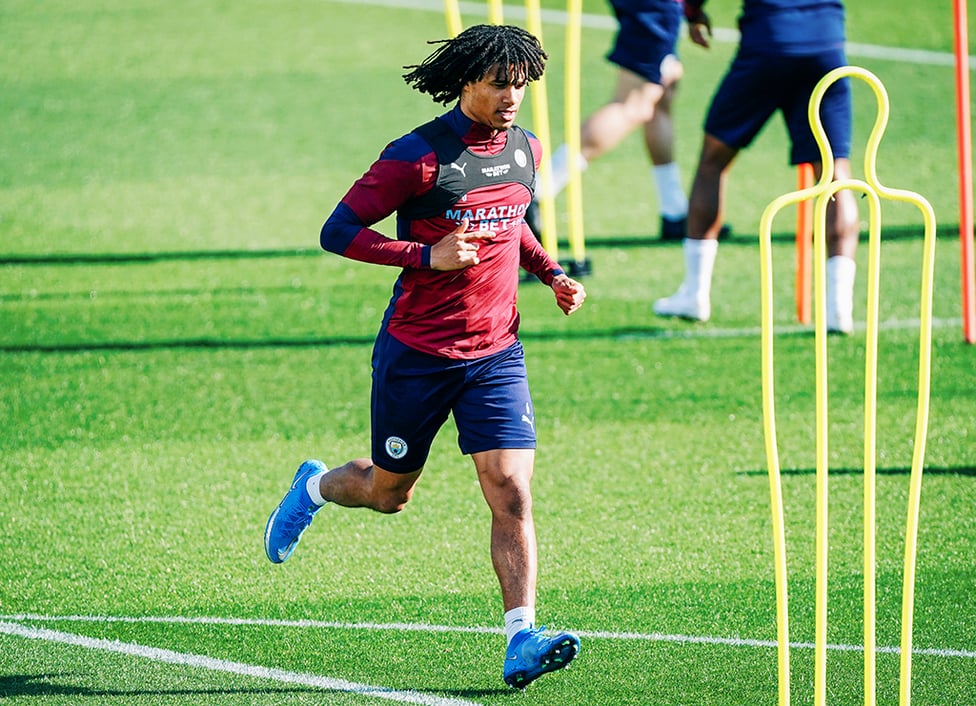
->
xmin=450 ymin=161 xmax=467 ymax=178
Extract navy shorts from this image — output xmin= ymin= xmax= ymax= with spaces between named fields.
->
xmin=704 ymin=48 xmax=852 ymax=164
xmin=370 ymin=330 xmax=536 ymax=473
xmin=606 ymin=0 xmax=682 ymax=84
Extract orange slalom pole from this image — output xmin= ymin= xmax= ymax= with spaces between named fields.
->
xmin=796 ymin=163 xmax=814 ymax=324
xmin=954 ymin=0 xmax=976 ymax=343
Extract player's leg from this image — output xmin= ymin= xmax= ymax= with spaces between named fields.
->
xmin=541 ymin=69 xmax=663 ymax=200
xmin=265 ymin=329 xmax=450 ymax=562
xmin=790 ymin=53 xmax=857 ymax=333
xmin=316 ymin=460 xmax=422 ymax=514
xmin=540 ymin=0 xmax=677 ymax=201
xmin=654 ymin=49 xmax=773 ymax=321
xmin=822 ymin=77 xmax=858 ymax=334
xmin=455 ymin=342 xmax=579 ymax=688
xmin=818 ymin=157 xmax=859 ymax=334
xmin=645 ymin=79 xmax=676 ymax=167
xmin=652 ymin=133 xmax=737 ymax=321
xmin=823 ymin=158 xmax=859 ymax=260
xmin=264 ymin=457 xmax=424 ymax=564
xmin=473 ymin=447 xmax=537 ymax=612
xmin=455 ymin=346 xmax=540 ymax=613
xmin=645 ymin=57 xmax=691 ymax=240
xmin=581 ymin=68 xmax=664 ymax=161
xmin=473 ymin=447 xmax=580 ymax=689
xmin=687 ymin=133 xmax=737 ymax=242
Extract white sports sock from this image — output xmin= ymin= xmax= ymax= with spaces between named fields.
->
xmin=504 ymin=606 xmax=536 ymax=645
xmin=306 ymin=471 xmax=328 ymax=507
xmin=826 ymin=254 xmax=856 ymax=322
xmin=541 ymin=143 xmax=588 ymax=199
xmin=682 ymin=238 xmax=719 ymax=298
xmin=653 ymin=162 xmax=688 ymax=220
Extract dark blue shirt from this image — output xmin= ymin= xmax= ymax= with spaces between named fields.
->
xmin=737 ymin=0 xmax=846 ymax=55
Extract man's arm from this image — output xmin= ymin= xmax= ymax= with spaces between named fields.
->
xmin=683 ymin=0 xmax=713 ymax=48
xmin=320 ymin=136 xmax=439 ymax=268
xmin=518 ymin=226 xmax=585 ymax=315
xmin=518 ymin=224 xmax=564 ymax=286
xmin=321 ymin=201 xmax=430 ymax=268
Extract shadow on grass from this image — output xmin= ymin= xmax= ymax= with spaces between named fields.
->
xmin=0 ymin=248 xmax=324 ymax=266
xmin=0 ymin=672 xmax=506 ymax=700
xmin=0 ymin=336 xmax=376 ymax=354
xmin=0 ymin=672 xmax=317 ymax=698
xmin=0 ymin=324 xmax=819 ymax=355
xmin=584 ymin=222 xmax=955 ymax=249
xmin=0 ymin=223 xmax=961 ymax=266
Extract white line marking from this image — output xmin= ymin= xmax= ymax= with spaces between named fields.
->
xmin=331 ymin=0 xmax=976 ymax=69
xmin=5 ymin=614 xmax=975 ymax=660
xmin=0 ymin=620 xmax=484 ymax=706
xmin=580 ymin=628 xmax=976 ymax=660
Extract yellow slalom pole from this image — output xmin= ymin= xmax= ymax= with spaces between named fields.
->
xmin=852 ymin=73 xmax=937 ymax=706
xmin=487 ymin=0 xmax=504 ymax=24
xmin=444 ymin=0 xmax=462 ymax=37
xmin=841 ymin=66 xmax=937 ymax=706
xmin=897 ymin=202 xmax=935 ymax=706
xmin=758 ymin=195 xmax=801 ymax=706
xmin=758 ymin=103 xmax=832 ymax=706
xmin=758 ymin=65 xmax=936 ymax=706
xmin=564 ymin=0 xmax=588 ymax=273
xmin=850 ymin=70 xmax=890 ymax=706
xmin=524 ymin=0 xmax=558 ymax=256
xmin=811 ymin=170 xmax=830 ymax=706
xmin=861 ymin=179 xmax=883 ymax=706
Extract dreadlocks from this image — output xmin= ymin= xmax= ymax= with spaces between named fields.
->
xmin=402 ymin=24 xmax=547 ymax=106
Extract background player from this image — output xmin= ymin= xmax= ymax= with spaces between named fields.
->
xmin=654 ymin=0 xmax=859 ymax=331
xmin=530 ymin=0 xmax=703 ymax=241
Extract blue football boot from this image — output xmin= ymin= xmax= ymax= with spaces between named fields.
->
xmin=264 ymin=459 xmax=327 ymax=563
xmin=503 ymin=626 xmax=580 ymax=689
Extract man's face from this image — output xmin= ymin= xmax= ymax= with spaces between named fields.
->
xmin=459 ymin=65 xmax=527 ymax=130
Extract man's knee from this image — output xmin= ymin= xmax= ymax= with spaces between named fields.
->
xmin=373 ymin=499 xmax=408 ymax=514
xmin=661 ymin=54 xmax=683 ymax=87
xmin=368 ymin=466 xmax=420 ymax=514
xmin=488 ymin=473 xmax=533 ymax=518
xmin=371 ymin=489 xmax=412 ymax=514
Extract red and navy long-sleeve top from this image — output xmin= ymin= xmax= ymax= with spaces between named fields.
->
xmin=321 ymin=105 xmax=565 ymax=360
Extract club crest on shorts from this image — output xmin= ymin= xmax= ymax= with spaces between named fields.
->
xmin=385 ymin=436 xmax=408 ymax=459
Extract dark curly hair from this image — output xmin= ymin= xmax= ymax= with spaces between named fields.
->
xmin=402 ymin=24 xmax=547 ymax=105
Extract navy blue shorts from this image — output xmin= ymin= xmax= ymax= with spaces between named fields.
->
xmin=704 ymin=48 xmax=852 ymax=164
xmin=370 ymin=330 xmax=536 ymax=473
xmin=606 ymin=0 xmax=682 ymax=84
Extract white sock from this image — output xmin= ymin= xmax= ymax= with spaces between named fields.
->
xmin=653 ymin=162 xmax=688 ymax=220
xmin=504 ymin=606 xmax=536 ymax=645
xmin=306 ymin=471 xmax=328 ymax=506
xmin=826 ymin=254 xmax=856 ymax=318
xmin=682 ymin=238 xmax=719 ymax=299
xmin=541 ymin=143 xmax=588 ymax=199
